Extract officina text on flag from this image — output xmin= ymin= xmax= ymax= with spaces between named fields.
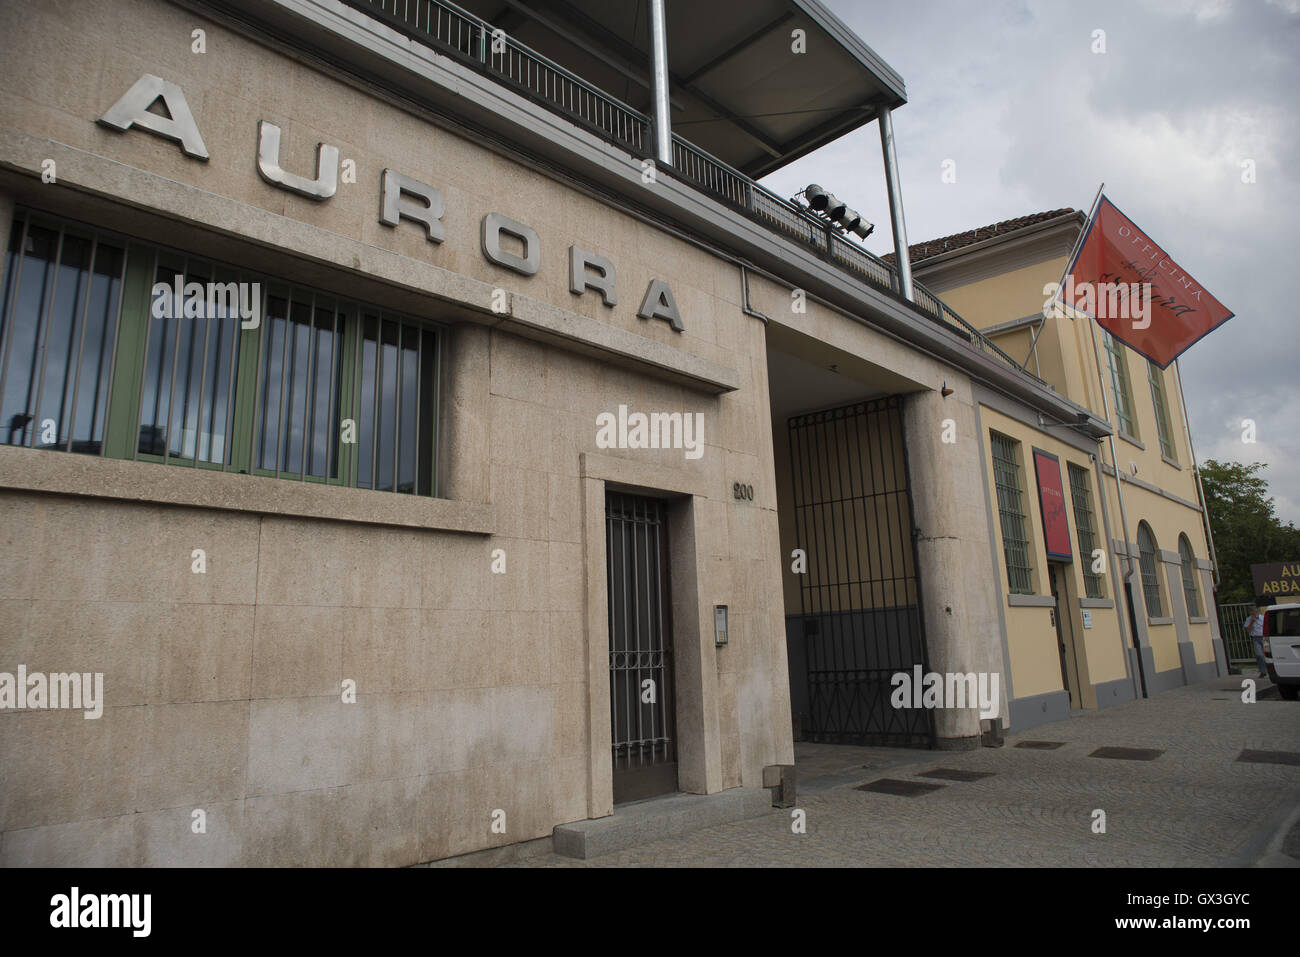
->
xmin=1057 ymin=196 xmax=1233 ymax=368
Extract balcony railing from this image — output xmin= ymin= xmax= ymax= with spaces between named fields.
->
xmin=340 ymin=0 xmax=1044 ymax=386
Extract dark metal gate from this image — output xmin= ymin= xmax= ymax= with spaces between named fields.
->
xmin=606 ymin=492 xmax=677 ymax=803
xmin=786 ymin=396 xmax=934 ymax=747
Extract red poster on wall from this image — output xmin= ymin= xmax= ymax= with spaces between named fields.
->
xmin=1032 ymin=449 xmax=1072 ymax=563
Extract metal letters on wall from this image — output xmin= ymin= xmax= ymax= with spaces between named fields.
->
xmin=97 ymin=74 xmax=209 ymax=160
xmin=97 ymin=74 xmax=685 ymax=330
xmin=256 ymin=121 xmax=338 ymax=201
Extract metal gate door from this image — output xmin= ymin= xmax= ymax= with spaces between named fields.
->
xmin=786 ymin=396 xmax=934 ymax=747
xmin=606 ymin=492 xmax=677 ymax=803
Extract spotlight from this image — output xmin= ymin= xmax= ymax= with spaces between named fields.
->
xmin=839 ymin=207 xmax=875 ymax=239
xmin=804 ymin=184 xmax=873 ymax=239
xmin=805 ymin=183 xmax=844 ymax=218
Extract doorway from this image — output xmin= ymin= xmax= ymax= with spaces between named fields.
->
xmin=1048 ymin=563 xmax=1081 ymax=708
xmin=606 ymin=491 xmax=677 ymax=804
xmin=784 ymin=397 xmax=933 ymax=747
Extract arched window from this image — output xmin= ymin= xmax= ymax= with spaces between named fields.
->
xmin=1178 ymin=535 xmax=1203 ymax=618
xmin=1136 ymin=522 xmax=1164 ymax=618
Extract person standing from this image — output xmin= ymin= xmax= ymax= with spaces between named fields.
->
xmin=1244 ymin=605 xmax=1267 ymax=679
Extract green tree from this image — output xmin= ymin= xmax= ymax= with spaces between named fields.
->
xmin=1198 ymin=460 xmax=1300 ymax=604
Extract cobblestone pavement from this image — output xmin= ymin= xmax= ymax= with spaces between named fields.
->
xmin=517 ymin=676 xmax=1300 ymax=867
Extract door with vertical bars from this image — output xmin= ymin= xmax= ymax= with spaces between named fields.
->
xmin=606 ymin=491 xmax=677 ymax=803
xmin=786 ymin=396 xmax=934 ymax=747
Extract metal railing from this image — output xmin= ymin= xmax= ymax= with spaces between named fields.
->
xmin=340 ymin=0 xmax=1043 ymax=385
xmin=352 ymin=0 xmax=649 ymax=152
xmin=1217 ymin=601 xmax=1258 ymax=666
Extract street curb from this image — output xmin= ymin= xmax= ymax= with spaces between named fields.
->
xmin=1221 ymin=784 xmax=1300 ymax=867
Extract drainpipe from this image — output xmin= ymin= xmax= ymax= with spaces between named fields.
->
xmin=648 ymin=0 xmax=672 ymax=166
xmin=739 ymin=265 xmax=770 ymax=324
xmin=878 ymin=107 xmax=913 ymax=302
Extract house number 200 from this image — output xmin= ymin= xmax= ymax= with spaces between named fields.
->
xmin=732 ymin=482 xmax=753 ymax=501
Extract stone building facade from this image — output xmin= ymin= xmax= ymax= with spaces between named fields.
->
xmin=0 ymin=0 xmax=1218 ymax=865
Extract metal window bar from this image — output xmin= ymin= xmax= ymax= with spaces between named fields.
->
xmin=191 ymin=261 xmax=211 ymax=465
xmin=0 ymin=217 xmax=131 ymax=456
xmin=161 ymin=257 xmax=190 ymax=467
xmin=1179 ymin=539 xmax=1202 ymax=618
xmin=370 ymin=315 xmax=382 ymax=490
xmin=1137 ymin=526 xmax=1163 ymax=617
xmin=323 ymin=301 xmax=339 ymax=482
xmin=26 ymin=227 xmax=65 ymax=450
xmin=2 ymin=210 xmax=441 ymax=495
xmin=131 ymin=249 xmax=162 ymax=461
xmin=63 ymin=234 xmax=98 ymax=452
xmin=787 ymin=397 xmax=933 ymax=746
xmin=1067 ymin=463 xmax=1104 ymax=599
xmin=0 ymin=214 xmax=33 ymax=444
xmin=606 ymin=493 xmax=675 ymax=779
xmin=991 ymin=433 xmax=1034 ymax=595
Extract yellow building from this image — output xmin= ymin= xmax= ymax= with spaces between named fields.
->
xmin=908 ymin=209 xmax=1225 ymax=728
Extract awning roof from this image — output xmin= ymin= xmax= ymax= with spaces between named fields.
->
xmin=455 ymin=0 xmax=907 ymax=178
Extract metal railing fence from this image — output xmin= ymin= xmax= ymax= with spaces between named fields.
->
xmin=1217 ymin=601 xmax=1258 ymax=665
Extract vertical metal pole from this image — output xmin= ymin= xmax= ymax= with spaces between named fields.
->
xmin=607 ymin=501 xmax=617 ymax=771
xmin=162 ymin=257 xmax=190 ymax=465
xmin=133 ymin=250 xmax=160 ymax=461
xmin=65 ymin=235 xmax=98 ymax=452
xmin=648 ymin=0 xmax=672 ymax=166
xmin=302 ymin=294 xmax=317 ymax=481
xmin=370 ymin=317 xmax=382 ymax=489
xmin=413 ymin=324 xmax=421 ymax=495
xmin=0 ymin=212 xmax=32 ymax=435
xmin=29 ymin=227 xmax=66 ymax=448
xmin=275 ymin=289 xmax=292 ymax=479
xmin=877 ymin=108 xmax=913 ymax=303
xmin=324 ymin=302 xmax=339 ymax=481
xmin=99 ymin=237 xmax=128 ymax=456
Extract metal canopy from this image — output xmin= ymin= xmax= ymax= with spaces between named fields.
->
xmin=456 ymin=0 xmax=907 ymax=177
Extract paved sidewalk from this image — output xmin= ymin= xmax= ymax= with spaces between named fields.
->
xmin=516 ymin=676 xmax=1300 ymax=867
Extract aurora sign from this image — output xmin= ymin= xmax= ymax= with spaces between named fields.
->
xmin=96 ymin=74 xmax=687 ymax=332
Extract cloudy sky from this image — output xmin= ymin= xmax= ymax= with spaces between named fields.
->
xmin=760 ymin=0 xmax=1300 ymax=522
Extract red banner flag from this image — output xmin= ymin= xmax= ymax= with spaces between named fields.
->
xmin=1058 ymin=196 xmax=1233 ymax=368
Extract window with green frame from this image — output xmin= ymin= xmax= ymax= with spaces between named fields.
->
xmin=1102 ymin=330 xmax=1137 ymax=438
xmin=1178 ymin=534 xmax=1202 ymax=618
xmin=0 ymin=209 xmax=441 ymax=495
xmin=1066 ymin=463 xmax=1104 ymax=599
xmin=1146 ymin=359 xmax=1177 ymax=461
xmin=1136 ymin=521 xmax=1164 ymax=618
xmin=990 ymin=432 xmax=1035 ymax=595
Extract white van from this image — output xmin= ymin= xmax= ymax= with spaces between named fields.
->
xmin=1263 ymin=603 xmax=1300 ymax=700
